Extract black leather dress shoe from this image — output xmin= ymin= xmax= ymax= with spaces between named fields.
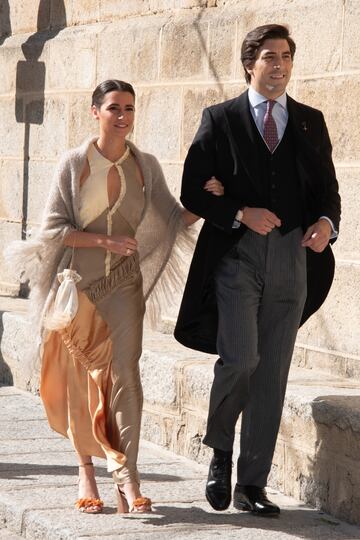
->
xmin=205 ymin=454 xmax=232 ymax=511
xmin=233 ymin=484 xmax=280 ymax=515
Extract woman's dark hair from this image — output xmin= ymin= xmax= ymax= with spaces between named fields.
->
xmin=91 ymin=80 xmax=136 ymax=108
xmin=241 ymin=24 xmax=296 ymax=84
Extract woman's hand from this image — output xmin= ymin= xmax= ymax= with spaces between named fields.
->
xmin=104 ymin=235 xmax=138 ymax=256
xmin=203 ymin=176 xmax=224 ymax=196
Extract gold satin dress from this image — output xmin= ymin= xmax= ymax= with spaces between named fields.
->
xmin=40 ymin=143 xmax=145 ymax=484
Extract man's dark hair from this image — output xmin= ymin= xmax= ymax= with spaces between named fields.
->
xmin=91 ymin=79 xmax=135 ymax=108
xmin=241 ymin=24 xmax=296 ymax=84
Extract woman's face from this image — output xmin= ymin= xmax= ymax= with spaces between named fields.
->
xmin=92 ymin=90 xmax=135 ymax=139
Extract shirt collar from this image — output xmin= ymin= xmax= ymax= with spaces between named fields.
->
xmin=248 ymin=86 xmax=287 ymax=110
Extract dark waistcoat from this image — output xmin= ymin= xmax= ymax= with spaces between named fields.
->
xmin=251 ymin=118 xmax=303 ymax=234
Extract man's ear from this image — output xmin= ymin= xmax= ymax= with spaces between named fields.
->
xmin=245 ymin=63 xmax=253 ymax=78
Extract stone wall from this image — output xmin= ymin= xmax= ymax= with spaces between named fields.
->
xmin=1 ymin=0 xmax=360 ymax=430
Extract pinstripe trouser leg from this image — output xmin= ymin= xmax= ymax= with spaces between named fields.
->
xmin=202 ymin=227 xmax=307 ymax=487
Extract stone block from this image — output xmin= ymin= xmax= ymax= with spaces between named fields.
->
xmin=100 ymin=1 xmax=208 ymax=20
xmin=26 ymin=159 xmax=57 ymax=226
xmin=0 ymin=312 xmax=39 ymax=392
xmin=297 ymin=263 xmax=360 ymax=358
xmin=181 ymin=411 xmax=210 ymax=464
xmin=0 ymin=35 xmax=25 ymax=94
xmin=332 ymin=168 xmax=360 ymax=262
xmin=296 ymin=76 xmax=360 ymax=163
xmin=141 ymin=409 xmax=173 ymax=447
xmin=28 ymin=96 xmax=68 ymax=159
xmin=182 ymin=84 xmax=247 ymax=156
xmin=7 ymin=0 xmax=39 ymax=35
xmin=329 ymin=465 xmax=360 ymax=525
xmin=50 ymin=0 xmax=69 ymax=29
xmin=280 ymin=403 xmax=318 ymax=454
xmin=208 ymin=17 xmax=236 ymax=80
xmin=182 ymin=361 xmax=213 ymax=411
xmin=182 ymin=86 xmax=228 ymax=158
xmin=0 ymin=222 xmax=22 ymax=287
xmin=68 ymin=93 xmax=95 ymax=149
xmin=152 ymin=0 xmax=208 ymax=8
xmin=160 ymin=18 xmax=208 ymax=81
xmin=294 ymin=345 xmax=360 ymax=382
xmin=284 ymin=444 xmax=330 ymax=508
xmin=13 ymin=44 xmax=50 ymax=128
xmin=296 ymin=347 xmax=344 ymax=379
xmin=0 ymin=98 xmax=24 ymax=159
xmin=283 ymin=395 xmax=360 ymax=463
xmin=343 ymin=0 xmax=360 ymax=70
xmin=268 ymin=440 xmax=285 ymax=492
xmin=0 ymin=160 xmax=23 ymax=221
xmin=233 ymin=0 xmax=342 ymax=79
xmin=67 ymin=0 xmax=99 ymax=26
xmin=140 ymin=348 xmax=179 ymax=409
xmin=134 ymin=86 xmax=182 ymax=161
xmin=47 ymin=29 xmax=97 ymax=90
xmin=0 ymin=1 xmax=11 ymax=43
xmin=160 ymin=163 xmax=183 ymax=199
xmin=97 ymin=18 xmax=162 ymax=84
xmin=223 ymin=83 xmax=247 ymax=101
xmin=100 ymin=0 xmax=150 ymax=19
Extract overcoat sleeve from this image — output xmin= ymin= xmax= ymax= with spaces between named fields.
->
xmin=180 ymin=107 xmax=242 ymax=234
xmin=316 ymin=114 xmax=341 ymax=232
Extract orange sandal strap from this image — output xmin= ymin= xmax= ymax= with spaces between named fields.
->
xmin=75 ymin=497 xmax=104 ymax=510
xmin=130 ymin=496 xmax=152 ymax=512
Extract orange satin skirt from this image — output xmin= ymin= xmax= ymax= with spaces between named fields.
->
xmin=40 ymin=267 xmax=145 ymax=484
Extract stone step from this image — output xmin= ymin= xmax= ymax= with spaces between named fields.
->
xmin=1 ymin=300 xmax=358 ymax=383
xmin=1 ymin=306 xmax=360 ymax=525
xmin=1 ymin=387 xmax=360 ymax=540
xmin=160 ymin=316 xmax=360 ymax=382
xmin=140 ymin=329 xmax=360 ymax=526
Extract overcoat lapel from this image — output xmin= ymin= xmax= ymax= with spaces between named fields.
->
xmin=287 ymin=95 xmax=317 ymax=193
xmin=222 ymin=91 xmax=263 ymax=196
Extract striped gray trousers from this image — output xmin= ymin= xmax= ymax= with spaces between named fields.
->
xmin=203 ymin=227 xmax=307 ymax=488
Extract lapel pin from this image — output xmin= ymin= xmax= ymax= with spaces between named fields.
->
xmin=301 ymin=121 xmax=308 ymax=132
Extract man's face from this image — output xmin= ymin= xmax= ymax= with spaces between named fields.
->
xmin=246 ymin=38 xmax=293 ymax=98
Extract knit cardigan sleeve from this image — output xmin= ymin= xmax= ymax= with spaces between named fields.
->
xmin=4 ymin=148 xmax=85 ymax=342
xmin=135 ymin=151 xmax=196 ymax=327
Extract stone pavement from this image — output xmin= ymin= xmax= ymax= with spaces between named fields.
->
xmin=0 ymin=387 xmax=359 ymax=540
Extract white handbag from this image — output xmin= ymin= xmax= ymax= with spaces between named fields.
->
xmin=44 ymin=268 xmax=82 ymax=331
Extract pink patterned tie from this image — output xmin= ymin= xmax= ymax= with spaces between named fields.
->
xmin=263 ymin=100 xmax=279 ymax=152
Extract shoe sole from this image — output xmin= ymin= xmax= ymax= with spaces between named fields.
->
xmin=234 ymin=503 xmax=280 ymax=517
xmin=205 ymin=491 xmax=231 ymax=511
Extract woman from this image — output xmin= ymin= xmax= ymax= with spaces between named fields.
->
xmin=7 ymin=80 xmax=223 ymax=514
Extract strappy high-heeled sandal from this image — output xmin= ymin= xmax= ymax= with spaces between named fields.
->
xmin=75 ymin=462 xmax=104 ymax=514
xmin=115 ymin=484 xmax=152 ymax=514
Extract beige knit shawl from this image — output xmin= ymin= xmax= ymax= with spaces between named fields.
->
xmin=6 ymin=137 xmax=193 ymax=349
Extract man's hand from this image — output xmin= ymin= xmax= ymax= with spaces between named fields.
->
xmin=241 ymin=207 xmax=281 ymax=235
xmin=301 ymin=219 xmax=332 ymax=252
xmin=203 ymin=176 xmax=224 ymax=196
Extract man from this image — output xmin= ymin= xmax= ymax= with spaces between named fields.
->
xmin=175 ymin=24 xmax=340 ymax=515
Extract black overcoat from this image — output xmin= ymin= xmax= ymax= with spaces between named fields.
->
xmin=174 ymin=90 xmax=341 ymax=354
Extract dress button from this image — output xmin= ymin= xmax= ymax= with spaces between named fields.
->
xmin=271 ymin=184 xmax=276 ymax=189
xmin=271 ymin=170 xmax=276 ymax=176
